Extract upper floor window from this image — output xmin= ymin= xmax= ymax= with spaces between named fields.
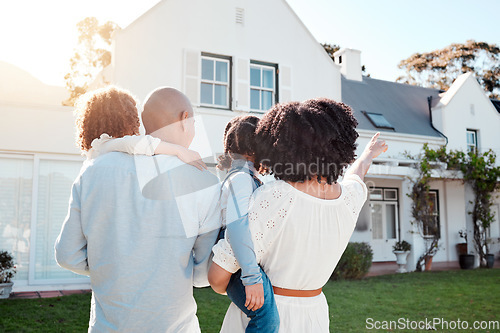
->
xmin=466 ymin=129 xmax=478 ymax=153
xmin=200 ymin=54 xmax=230 ymax=109
xmin=250 ymin=61 xmax=277 ymax=112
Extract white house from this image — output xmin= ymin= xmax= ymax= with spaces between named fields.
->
xmin=1 ymin=0 xmax=499 ymax=292
xmin=109 ymin=0 xmax=341 ymax=157
xmin=0 ymin=61 xmax=88 ymax=291
xmin=335 ymin=50 xmax=500 ymax=269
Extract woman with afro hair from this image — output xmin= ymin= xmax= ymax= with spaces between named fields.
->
xmin=210 ymin=98 xmax=388 ymax=332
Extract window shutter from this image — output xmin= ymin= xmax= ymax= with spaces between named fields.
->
xmin=183 ymin=49 xmax=201 ymax=106
xmin=279 ymin=65 xmax=292 ymax=103
xmin=234 ymin=58 xmax=250 ymax=111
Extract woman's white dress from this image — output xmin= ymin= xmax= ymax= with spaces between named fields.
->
xmin=212 ymin=174 xmax=368 ymax=332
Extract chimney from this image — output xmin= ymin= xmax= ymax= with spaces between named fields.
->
xmin=333 ymin=48 xmax=362 ymax=81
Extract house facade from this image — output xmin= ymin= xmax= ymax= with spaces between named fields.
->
xmin=0 ymin=61 xmax=88 ymax=291
xmin=335 ymin=50 xmax=500 ymax=268
xmin=1 ymin=0 xmax=499 ymax=292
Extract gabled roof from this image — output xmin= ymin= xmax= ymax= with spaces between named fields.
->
xmin=490 ymin=99 xmax=500 ymax=114
xmin=0 ymin=61 xmax=68 ymax=106
xmin=437 ymin=72 xmax=473 ymax=106
xmin=341 ymin=76 xmax=443 ymax=137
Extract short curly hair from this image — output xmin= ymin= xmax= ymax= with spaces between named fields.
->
xmin=217 ymin=115 xmax=260 ymax=170
xmin=75 ymin=86 xmax=140 ymax=151
xmin=254 ymin=98 xmax=359 ymax=184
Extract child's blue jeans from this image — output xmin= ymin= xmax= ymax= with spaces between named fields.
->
xmin=226 ymin=267 xmax=280 ymax=333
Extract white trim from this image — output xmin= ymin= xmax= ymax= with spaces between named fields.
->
xmin=28 ymin=277 xmax=90 ymax=286
xmin=194 ymin=106 xmax=262 ymax=118
xmin=0 ymin=150 xmax=81 ymax=158
xmin=0 ymin=152 xmax=34 ymax=159
xmin=12 ymin=282 xmax=91 ymax=293
xmin=28 ymin=155 xmax=40 ymax=285
xmin=365 ymin=174 xmax=406 ymax=180
xmin=357 ymin=129 xmax=447 ymax=145
xmin=200 ymin=56 xmax=230 ymax=109
xmin=36 ymin=153 xmax=84 ymax=162
xmin=249 ymin=63 xmax=276 ymax=112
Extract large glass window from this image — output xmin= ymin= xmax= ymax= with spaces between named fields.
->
xmin=250 ymin=62 xmax=277 ymax=111
xmin=0 ymin=157 xmax=33 ymax=281
xmin=0 ymin=155 xmax=85 ymax=285
xmin=200 ymin=55 xmax=230 ymax=108
xmin=34 ymin=159 xmax=83 ymax=281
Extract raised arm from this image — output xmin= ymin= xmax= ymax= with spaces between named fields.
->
xmin=345 ymin=132 xmax=388 ymax=181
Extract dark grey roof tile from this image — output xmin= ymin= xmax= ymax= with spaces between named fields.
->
xmin=341 ymin=76 xmax=443 ymax=137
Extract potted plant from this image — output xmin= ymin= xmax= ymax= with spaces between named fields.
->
xmin=486 ymin=253 xmax=495 ymax=268
xmin=457 ymin=231 xmax=474 ymax=269
xmin=0 ymin=250 xmax=16 ymax=299
xmin=456 ymin=229 xmax=468 ymax=256
xmin=393 ymin=240 xmax=411 ymax=273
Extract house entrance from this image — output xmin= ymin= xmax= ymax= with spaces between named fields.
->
xmin=369 ymin=188 xmax=399 ymax=261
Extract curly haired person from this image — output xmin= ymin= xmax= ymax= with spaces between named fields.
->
xmin=210 ymin=98 xmax=388 ymax=332
xmin=210 ymin=115 xmax=280 ymax=333
xmin=55 ymin=86 xmax=221 ymax=332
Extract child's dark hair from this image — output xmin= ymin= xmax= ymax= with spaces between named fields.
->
xmin=217 ymin=115 xmax=260 ymax=170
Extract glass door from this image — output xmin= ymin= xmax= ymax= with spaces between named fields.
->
xmin=371 ymin=200 xmax=399 ymax=262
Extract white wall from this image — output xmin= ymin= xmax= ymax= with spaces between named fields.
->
xmin=112 ymin=0 xmax=341 ymax=155
xmin=433 ymin=75 xmax=500 ymax=157
xmin=0 ymin=103 xmax=79 ymax=155
xmin=114 ymin=0 xmax=340 ymax=102
xmin=356 ymin=130 xmax=445 ymax=161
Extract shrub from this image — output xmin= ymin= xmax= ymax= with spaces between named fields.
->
xmin=331 ymin=242 xmax=373 ymax=280
xmin=0 ymin=250 xmax=16 ymax=283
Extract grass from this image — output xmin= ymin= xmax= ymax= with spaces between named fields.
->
xmin=1 ymin=269 xmax=499 ymax=332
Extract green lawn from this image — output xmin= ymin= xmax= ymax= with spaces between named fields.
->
xmin=1 ymin=269 xmax=499 ymax=332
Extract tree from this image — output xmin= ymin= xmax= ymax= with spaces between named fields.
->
xmin=411 ymin=144 xmax=500 ymax=268
xmin=397 ymin=40 xmax=500 ymax=99
xmin=405 ymin=146 xmax=440 ymax=271
xmin=63 ymin=17 xmax=119 ymax=106
xmin=322 ymin=43 xmax=341 ymax=59
xmin=321 ymin=43 xmax=369 ymax=76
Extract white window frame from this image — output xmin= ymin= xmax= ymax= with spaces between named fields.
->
xmin=250 ymin=62 xmax=277 ymax=112
xmin=0 ymin=152 xmax=89 ymax=286
xmin=200 ymin=55 xmax=231 ymax=109
xmin=466 ymin=129 xmax=478 ymax=153
xmin=369 ymin=187 xmax=400 ymax=240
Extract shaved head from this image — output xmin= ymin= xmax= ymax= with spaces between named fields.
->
xmin=142 ymin=87 xmax=193 ymax=134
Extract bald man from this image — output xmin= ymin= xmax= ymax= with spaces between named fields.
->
xmin=55 ymin=87 xmax=221 ymax=332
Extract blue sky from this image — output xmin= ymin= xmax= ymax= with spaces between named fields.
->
xmin=0 ymin=0 xmax=498 ymax=86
